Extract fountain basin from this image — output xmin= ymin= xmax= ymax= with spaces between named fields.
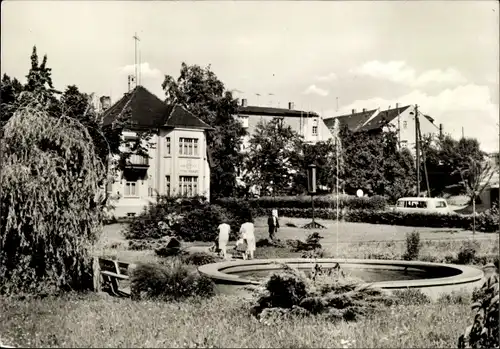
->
xmin=198 ymin=258 xmax=484 ymax=300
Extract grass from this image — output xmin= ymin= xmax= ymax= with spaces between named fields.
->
xmin=0 ymin=293 xmax=473 ymax=348
xmin=2 ymin=217 xmax=496 ymax=348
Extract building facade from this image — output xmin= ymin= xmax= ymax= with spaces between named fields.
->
xmin=323 ymin=104 xmax=439 ymax=156
xmin=102 ymin=86 xmax=212 ymax=217
xmin=236 ymin=99 xmax=332 ymax=150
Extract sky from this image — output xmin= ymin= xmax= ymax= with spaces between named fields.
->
xmin=2 ymin=1 xmax=499 ymax=152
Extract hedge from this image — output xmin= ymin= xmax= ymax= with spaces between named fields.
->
xmin=214 ymin=195 xmax=387 ymax=212
xmin=217 ymin=197 xmax=499 ymax=233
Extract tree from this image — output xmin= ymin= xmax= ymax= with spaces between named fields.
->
xmin=0 ymin=74 xmax=24 ymax=129
xmin=455 ymin=156 xmax=494 ymax=233
xmin=292 ymin=139 xmax=339 ymax=195
xmin=1 ymin=105 xmax=105 ymax=295
xmin=338 ymin=125 xmax=415 ymax=201
xmin=244 ymin=118 xmax=304 ymax=195
xmin=420 ymin=135 xmax=486 ymax=196
xmin=162 ymin=63 xmax=247 ymax=199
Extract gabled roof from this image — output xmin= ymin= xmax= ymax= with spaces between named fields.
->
xmin=324 ymin=105 xmax=415 ymax=133
xmin=102 ymin=86 xmax=213 ymax=130
xmin=163 ymin=105 xmax=213 ymax=130
xmin=323 ymin=109 xmax=378 ymax=132
xmin=363 ymin=105 xmax=411 ymax=131
xmin=238 ymin=105 xmax=319 ymax=118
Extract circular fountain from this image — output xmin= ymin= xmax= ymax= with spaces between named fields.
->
xmin=198 ymin=258 xmax=484 ymax=300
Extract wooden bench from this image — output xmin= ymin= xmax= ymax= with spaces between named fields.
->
xmin=98 ymin=258 xmax=134 ymax=297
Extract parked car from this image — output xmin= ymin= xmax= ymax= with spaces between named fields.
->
xmin=394 ymin=197 xmax=454 ymax=215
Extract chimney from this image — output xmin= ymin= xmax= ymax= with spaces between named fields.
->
xmin=362 ymin=108 xmax=367 ymax=112
xmin=396 ymin=103 xmax=399 ymax=109
xmin=241 ymin=98 xmax=247 ymax=107
xmin=352 ymin=109 xmax=356 ymax=114
xmin=288 ymin=102 xmax=294 ymax=110
xmin=100 ymin=96 xmax=111 ymax=111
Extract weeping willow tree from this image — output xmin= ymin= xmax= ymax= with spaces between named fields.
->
xmin=0 ymin=101 xmax=106 ymax=295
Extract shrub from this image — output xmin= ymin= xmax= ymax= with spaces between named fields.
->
xmin=458 ymin=273 xmax=499 ymax=348
xmin=456 ymin=240 xmax=480 ymax=265
xmin=402 ymin=231 xmax=421 ymax=261
xmin=215 ymin=195 xmax=387 ymax=213
xmin=173 ymin=204 xmax=238 ymax=242
xmin=130 ymin=260 xmax=215 ymax=301
xmin=392 ymin=289 xmax=431 ymax=305
xmin=293 ymin=232 xmax=324 ymax=252
xmin=181 ymin=252 xmax=222 ymax=266
xmin=124 ymin=195 xmax=206 ymax=240
xmin=475 ymin=206 xmax=499 ymax=233
xmin=0 ymin=107 xmax=105 ymax=295
xmin=251 ymin=263 xmax=393 ymax=323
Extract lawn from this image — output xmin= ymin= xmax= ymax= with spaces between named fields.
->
xmin=0 ymin=292 xmax=473 ymax=348
xmin=1 ymin=217 xmax=496 ymax=348
xmin=95 ymin=217 xmax=499 ymax=264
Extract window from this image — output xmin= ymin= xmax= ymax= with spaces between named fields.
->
xmin=312 ymin=126 xmax=318 ymax=135
xmin=165 ymin=137 xmax=171 ymax=155
xmin=165 ymin=175 xmax=171 ymax=196
xmin=435 ymin=201 xmax=447 ymax=208
xmin=179 ymin=138 xmax=199 ymax=156
xmin=404 ymin=200 xmax=427 ymax=208
xmin=403 ymin=121 xmax=408 ymax=129
xmin=124 ymin=181 xmax=137 ymax=197
xmin=179 ymin=176 xmax=198 ymax=197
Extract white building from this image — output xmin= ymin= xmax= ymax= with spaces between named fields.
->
xmin=101 ymin=86 xmax=213 ymax=217
xmin=323 ymin=104 xmax=439 ymax=155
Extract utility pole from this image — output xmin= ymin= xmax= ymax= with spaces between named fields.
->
xmin=439 ymin=123 xmax=443 ymax=140
xmin=462 ymin=127 xmax=465 ymax=139
xmin=415 ymin=105 xmax=421 ymax=197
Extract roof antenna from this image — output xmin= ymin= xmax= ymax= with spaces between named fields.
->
xmin=133 ymin=32 xmax=141 ymax=88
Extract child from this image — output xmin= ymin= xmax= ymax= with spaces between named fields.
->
xmin=234 ymin=238 xmax=248 ymax=260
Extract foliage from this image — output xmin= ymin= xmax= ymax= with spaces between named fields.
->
xmin=293 ymin=232 xmax=324 ymax=252
xmin=391 ymin=289 xmax=431 ymax=305
xmin=180 ymin=252 xmax=222 ymax=266
xmin=0 ymin=106 xmax=105 ymax=295
xmin=173 ymin=203 xmax=245 ymax=242
xmin=458 ymin=273 xmax=499 ymax=348
xmin=0 ymin=74 xmax=24 ymax=129
xmin=402 ymin=231 xmax=421 ymax=261
xmin=243 ymin=118 xmax=304 ymax=196
xmin=421 ymin=135 xmax=486 ymax=196
xmin=124 ymin=195 xmax=205 ymax=240
xmin=339 ymin=125 xmax=416 ymax=199
xmin=292 ymin=139 xmax=340 ymax=194
xmin=214 ymin=195 xmax=387 ymax=212
xmin=130 ymin=261 xmax=215 ymax=302
xmin=475 ymin=206 xmax=500 ymax=233
xmin=456 ymin=240 xmax=480 ymax=265
xmin=251 ymin=264 xmax=393 ymax=324
xmin=162 ymin=63 xmax=247 ymax=199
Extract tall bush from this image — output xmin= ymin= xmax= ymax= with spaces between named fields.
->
xmin=403 ymin=231 xmax=421 ymax=261
xmin=0 ymin=106 xmax=105 ymax=295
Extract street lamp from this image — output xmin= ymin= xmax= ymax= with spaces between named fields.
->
xmin=303 ymin=163 xmax=326 ymax=229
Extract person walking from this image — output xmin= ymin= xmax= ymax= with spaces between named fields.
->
xmin=267 ymin=209 xmax=280 ymax=240
xmin=217 ymin=222 xmax=230 ymax=259
xmin=239 ymin=221 xmax=256 ymax=260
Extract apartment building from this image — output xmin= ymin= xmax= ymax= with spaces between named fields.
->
xmin=101 ymin=86 xmax=213 ymax=217
xmin=236 ymin=99 xmax=332 ymax=150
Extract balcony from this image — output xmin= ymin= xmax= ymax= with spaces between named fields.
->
xmin=124 ymin=154 xmax=149 ymax=169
